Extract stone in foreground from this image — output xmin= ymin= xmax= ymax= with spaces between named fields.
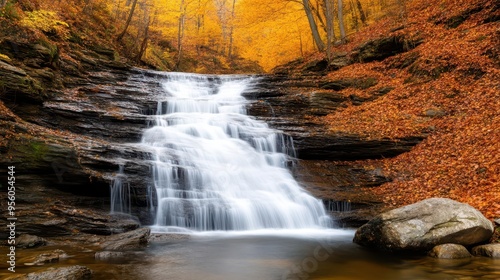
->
xmin=428 ymin=244 xmax=471 ymax=259
xmin=471 ymin=244 xmax=500 ymax=258
xmin=16 ymin=234 xmax=46 ymax=248
xmin=353 ymin=198 xmax=494 ymax=252
xmin=12 ymin=265 xmax=91 ymax=280
xmin=100 ymin=227 xmax=150 ymax=251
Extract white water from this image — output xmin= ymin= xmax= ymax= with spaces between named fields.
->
xmin=139 ymin=73 xmax=330 ymax=232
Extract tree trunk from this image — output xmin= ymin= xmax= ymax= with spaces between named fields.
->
xmin=324 ymin=0 xmax=334 ymax=61
xmin=136 ymin=17 xmax=150 ymax=63
xmin=349 ymin=0 xmax=359 ymax=31
xmin=83 ymin=0 xmax=93 ymax=14
xmin=397 ymin=0 xmax=407 ymax=23
xmin=117 ymin=0 xmax=138 ymax=41
xmin=302 ymin=0 xmax=325 ymax=51
xmin=227 ymin=0 xmax=236 ymax=59
xmin=356 ymin=0 xmax=367 ymax=25
xmin=337 ymin=0 xmax=346 ymax=43
xmin=176 ymin=0 xmax=186 ymax=70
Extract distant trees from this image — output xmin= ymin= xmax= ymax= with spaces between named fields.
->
xmin=302 ymin=0 xmax=325 ymax=51
xmin=117 ymin=0 xmax=139 ymax=41
xmin=337 ymin=0 xmax=346 ymax=43
xmin=298 ymin=0 xmax=405 ymax=61
xmin=300 ymin=0 xmax=347 ymax=58
xmin=67 ymin=0 xmax=410 ymax=70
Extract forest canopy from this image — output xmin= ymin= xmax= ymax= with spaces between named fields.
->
xmin=0 ymin=0 xmax=407 ymax=72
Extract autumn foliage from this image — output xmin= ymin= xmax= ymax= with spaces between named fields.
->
xmin=307 ymin=0 xmax=499 ymax=219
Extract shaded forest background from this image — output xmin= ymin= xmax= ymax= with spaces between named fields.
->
xmin=0 ymin=0 xmax=410 ymax=72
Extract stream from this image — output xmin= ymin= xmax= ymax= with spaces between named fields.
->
xmin=3 ymin=71 xmax=499 ymax=280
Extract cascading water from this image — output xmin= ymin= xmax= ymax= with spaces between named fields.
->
xmin=140 ymin=73 xmax=331 ymax=231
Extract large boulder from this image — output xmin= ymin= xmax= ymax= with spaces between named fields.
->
xmin=353 ymin=198 xmax=494 ymax=252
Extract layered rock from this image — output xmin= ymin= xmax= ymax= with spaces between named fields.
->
xmin=245 ymin=75 xmax=424 ymax=161
xmin=99 ymin=227 xmax=150 ymax=251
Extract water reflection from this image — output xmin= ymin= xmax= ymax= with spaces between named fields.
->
xmin=3 ymin=231 xmax=499 ymax=280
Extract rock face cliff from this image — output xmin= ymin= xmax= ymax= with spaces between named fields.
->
xmin=1 ymin=34 xmax=427 ymax=237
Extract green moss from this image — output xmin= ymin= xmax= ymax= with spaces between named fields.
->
xmin=13 ymin=140 xmax=49 ymax=164
xmin=0 ymin=1 xmax=20 ymax=20
xmin=68 ymin=32 xmax=84 ymax=44
xmin=23 ymin=76 xmax=44 ymax=95
xmin=38 ymin=39 xmax=59 ymax=62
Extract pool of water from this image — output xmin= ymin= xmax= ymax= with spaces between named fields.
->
xmin=4 ymin=230 xmax=499 ymax=280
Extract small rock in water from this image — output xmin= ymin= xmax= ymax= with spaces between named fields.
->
xmin=95 ymin=251 xmax=126 ymax=260
xmin=428 ymin=244 xmax=471 ymax=259
xmin=16 ymin=234 xmax=46 ymax=248
xmin=100 ymin=227 xmax=150 ymax=250
xmin=149 ymin=233 xmax=191 ymax=242
xmin=471 ymin=244 xmax=500 ymax=258
xmin=13 ymin=265 xmax=92 ymax=280
xmin=494 ymin=218 xmax=500 ymax=226
xmin=33 ymin=249 xmax=69 ymax=265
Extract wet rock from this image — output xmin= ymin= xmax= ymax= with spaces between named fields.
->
xmin=16 ymin=234 xmax=46 ymax=248
xmin=30 ymin=249 xmax=69 ymax=265
xmin=428 ymin=244 xmax=472 ymax=259
xmin=94 ymin=251 xmax=127 ymax=260
xmin=471 ymin=244 xmax=500 ymax=258
xmin=149 ymin=233 xmax=192 ymax=242
xmin=50 ymin=206 xmax=141 ymax=235
xmin=293 ymin=160 xmax=387 ymax=227
xmin=350 ymin=35 xmax=422 ymax=63
xmin=12 ymin=265 xmax=92 ymax=280
xmin=100 ymin=227 xmax=150 ymax=250
xmin=353 ymin=198 xmax=494 ymax=252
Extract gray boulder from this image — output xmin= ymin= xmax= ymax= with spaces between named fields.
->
xmin=428 ymin=244 xmax=471 ymax=259
xmin=353 ymin=198 xmax=494 ymax=252
xmin=471 ymin=244 xmax=500 ymax=258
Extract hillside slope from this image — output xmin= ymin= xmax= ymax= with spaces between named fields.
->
xmin=276 ymin=0 xmax=499 ymax=220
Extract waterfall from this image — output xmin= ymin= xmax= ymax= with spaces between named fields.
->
xmin=138 ymin=73 xmax=330 ymax=231
xmin=110 ymin=165 xmax=131 ymax=214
